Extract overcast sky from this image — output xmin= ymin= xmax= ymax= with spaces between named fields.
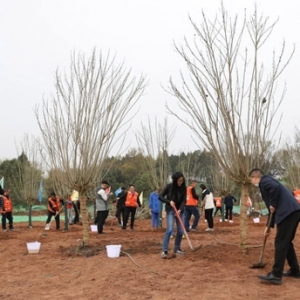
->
xmin=1 ymin=0 xmax=299 ymax=160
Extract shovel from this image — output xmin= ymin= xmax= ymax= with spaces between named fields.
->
xmin=249 ymin=212 xmax=274 ymax=268
xmin=172 ymin=204 xmax=202 ymax=252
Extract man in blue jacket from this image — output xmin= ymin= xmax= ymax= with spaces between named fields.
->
xmin=249 ymin=168 xmax=300 ymax=285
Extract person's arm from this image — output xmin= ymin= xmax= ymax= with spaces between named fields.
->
xmin=191 ymin=188 xmax=199 ymax=200
xmin=158 ymin=185 xmax=170 ymax=204
xmin=260 ymin=178 xmax=280 ymax=209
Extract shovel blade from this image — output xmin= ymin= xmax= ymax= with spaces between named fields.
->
xmin=249 ymin=262 xmax=267 ymax=269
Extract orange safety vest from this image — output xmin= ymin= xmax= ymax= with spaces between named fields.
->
xmin=2 ymin=196 xmax=12 ymax=213
xmin=48 ymin=196 xmax=61 ymax=213
xmin=125 ymin=191 xmax=139 ymax=207
xmin=293 ymin=190 xmax=300 ymax=204
xmin=214 ymin=197 xmax=222 ymax=207
xmin=186 ymin=186 xmax=198 ymax=206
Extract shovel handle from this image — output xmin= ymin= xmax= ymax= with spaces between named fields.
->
xmin=171 ymin=204 xmax=194 ymax=250
xmin=258 ymin=212 xmax=273 ymax=263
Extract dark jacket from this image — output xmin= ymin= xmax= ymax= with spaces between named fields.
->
xmin=159 ymin=183 xmax=186 ymax=213
xmin=224 ymin=194 xmax=237 ymax=207
xmin=116 ymin=191 xmax=126 ymax=208
xmin=259 ymin=175 xmax=300 ymax=225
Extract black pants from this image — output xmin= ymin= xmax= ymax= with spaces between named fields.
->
xmin=225 ymin=206 xmax=233 ymax=220
xmin=272 ymin=210 xmax=300 ymax=277
xmin=123 ymin=206 xmax=137 ymax=229
xmin=96 ymin=210 xmax=109 ymax=234
xmin=2 ymin=212 xmax=13 ymax=230
xmin=116 ymin=206 xmax=125 ymax=225
xmin=205 ymin=208 xmax=214 ymax=229
xmin=214 ymin=207 xmax=223 ymax=217
xmin=46 ymin=211 xmax=60 ymax=229
xmin=73 ymin=201 xmax=80 ymax=223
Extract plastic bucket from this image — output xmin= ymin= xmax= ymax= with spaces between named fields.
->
xmin=90 ymin=225 xmax=97 ymax=232
xmin=106 ymin=245 xmax=121 ymax=258
xmin=27 ymin=242 xmax=41 ymax=254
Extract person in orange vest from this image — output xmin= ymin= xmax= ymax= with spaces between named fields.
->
xmin=45 ymin=192 xmax=61 ymax=230
xmin=122 ymin=184 xmax=141 ymax=230
xmin=184 ymin=180 xmax=200 ymax=231
xmin=1 ymin=189 xmax=14 ymax=231
xmin=293 ymin=188 xmax=300 ymax=204
xmin=214 ymin=196 xmax=223 ymax=217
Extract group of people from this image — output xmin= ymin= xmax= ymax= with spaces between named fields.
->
xmin=158 ymin=169 xmax=300 ymax=287
xmin=94 ymin=181 xmax=142 ymax=234
xmin=0 ymin=185 xmax=14 ymax=231
xmin=44 ymin=190 xmax=81 ymax=230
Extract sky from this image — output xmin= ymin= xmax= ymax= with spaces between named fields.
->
xmin=1 ymin=0 xmax=299 ymax=160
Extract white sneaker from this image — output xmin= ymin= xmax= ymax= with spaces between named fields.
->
xmin=225 ymin=219 xmax=228 ymax=222
xmin=205 ymin=228 xmax=214 ymax=231
xmin=229 ymin=220 xmax=233 ymax=223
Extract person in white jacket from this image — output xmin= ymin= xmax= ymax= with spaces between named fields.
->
xmin=200 ymin=184 xmax=215 ymax=231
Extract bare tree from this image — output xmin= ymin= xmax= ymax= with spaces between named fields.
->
xmin=36 ymin=49 xmax=146 ymax=246
xmin=136 ymin=117 xmax=174 ymax=190
xmin=15 ymin=134 xmax=43 ymax=227
xmin=167 ymin=5 xmax=294 ymax=245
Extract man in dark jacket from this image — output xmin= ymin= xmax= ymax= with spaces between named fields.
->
xmin=250 ymin=168 xmax=300 ymax=285
xmin=223 ymin=192 xmax=237 ymax=222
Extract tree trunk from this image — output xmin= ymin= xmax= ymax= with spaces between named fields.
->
xmin=28 ymin=204 xmax=32 ymax=228
xmin=239 ymin=184 xmax=248 ymax=248
xmin=80 ymin=194 xmax=89 ymax=246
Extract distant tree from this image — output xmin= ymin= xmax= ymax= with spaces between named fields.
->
xmin=36 ymin=49 xmax=146 ymax=246
xmin=15 ymin=135 xmax=43 ymax=226
xmin=167 ymin=5 xmax=294 ymax=246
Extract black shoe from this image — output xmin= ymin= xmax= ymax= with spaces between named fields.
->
xmin=258 ymin=272 xmax=282 ymax=285
xmin=283 ymin=270 xmax=300 ymax=278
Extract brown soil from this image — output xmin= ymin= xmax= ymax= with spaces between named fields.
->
xmin=1 ymin=216 xmax=299 ymax=300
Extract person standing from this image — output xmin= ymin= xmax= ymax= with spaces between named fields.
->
xmin=149 ymin=188 xmax=161 ymax=229
xmin=71 ymin=190 xmax=80 ymax=224
xmin=45 ymin=192 xmax=61 ymax=230
xmin=246 ymin=194 xmax=253 ymax=217
xmin=1 ymin=189 xmax=14 ymax=231
xmin=95 ymin=181 xmax=111 ymax=234
xmin=224 ymin=192 xmax=237 ymax=222
xmin=200 ymin=184 xmax=215 ymax=231
xmin=159 ymin=172 xmax=186 ymax=258
xmin=122 ymin=184 xmax=141 ymax=230
xmin=184 ymin=180 xmax=200 ymax=231
xmin=249 ymin=168 xmax=300 ymax=285
xmin=66 ymin=192 xmax=73 ymax=225
xmin=214 ymin=196 xmax=223 ymax=218
xmin=115 ymin=187 xmax=126 ymax=226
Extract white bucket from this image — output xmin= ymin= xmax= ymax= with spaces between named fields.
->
xmin=106 ymin=245 xmax=121 ymax=258
xmin=253 ymin=217 xmax=260 ymax=223
xmin=27 ymin=242 xmax=41 ymax=254
xmin=90 ymin=225 xmax=97 ymax=232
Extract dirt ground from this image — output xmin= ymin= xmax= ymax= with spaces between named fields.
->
xmin=1 ymin=215 xmax=300 ymax=300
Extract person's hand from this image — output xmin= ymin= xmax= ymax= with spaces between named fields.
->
xmin=170 ymin=201 xmax=175 ymax=208
xmin=177 ymin=210 xmax=181 ymax=215
xmin=270 ymin=206 xmax=276 ymax=213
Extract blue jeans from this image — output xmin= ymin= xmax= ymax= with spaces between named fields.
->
xmin=184 ymin=206 xmax=200 ymax=231
xmin=151 ymin=212 xmax=159 ymax=227
xmin=162 ymin=209 xmax=184 ymax=252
